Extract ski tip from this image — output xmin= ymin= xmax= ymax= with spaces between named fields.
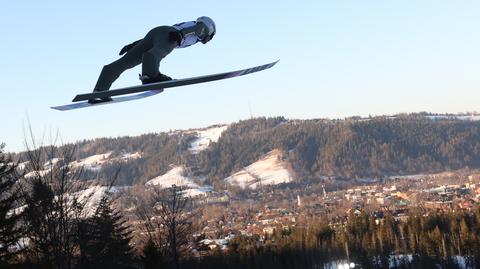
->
xmin=50 ymin=106 xmax=65 ymax=111
xmin=267 ymin=59 xmax=280 ymax=68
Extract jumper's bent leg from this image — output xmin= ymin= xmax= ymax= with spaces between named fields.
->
xmin=141 ymin=28 xmax=177 ymax=79
xmin=93 ymin=42 xmax=147 ymax=91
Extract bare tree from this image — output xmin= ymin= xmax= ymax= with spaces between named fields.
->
xmin=137 ymin=185 xmax=194 ymax=269
xmin=20 ymin=131 xmax=97 ymax=269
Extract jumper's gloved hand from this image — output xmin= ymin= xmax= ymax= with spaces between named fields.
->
xmin=119 ymin=40 xmax=141 ymax=55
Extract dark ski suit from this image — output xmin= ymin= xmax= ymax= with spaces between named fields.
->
xmin=94 ymin=22 xmax=201 ymax=92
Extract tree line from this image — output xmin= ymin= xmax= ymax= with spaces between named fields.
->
xmin=181 ymin=209 xmax=480 ymax=269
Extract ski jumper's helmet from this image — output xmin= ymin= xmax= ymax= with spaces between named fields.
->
xmin=196 ymin=16 xmax=216 ymax=43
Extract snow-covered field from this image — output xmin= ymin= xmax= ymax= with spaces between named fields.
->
xmin=145 ymin=166 xmax=212 ymax=197
xmin=225 ymin=149 xmax=293 ymax=189
xmin=189 ymin=125 xmax=228 ymax=154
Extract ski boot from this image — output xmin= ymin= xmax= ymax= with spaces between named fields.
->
xmin=139 ymin=73 xmax=173 ymax=85
xmin=88 ymin=89 xmax=113 ymax=104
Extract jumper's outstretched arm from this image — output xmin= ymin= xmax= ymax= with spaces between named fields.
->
xmin=119 ymin=39 xmax=143 ymax=55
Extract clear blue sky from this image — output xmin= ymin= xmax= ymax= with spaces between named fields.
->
xmin=1 ymin=1 xmax=479 ymax=152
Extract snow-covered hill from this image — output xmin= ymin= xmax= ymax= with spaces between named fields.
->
xmin=225 ymin=149 xmax=293 ymax=189
xmin=145 ymin=166 xmax=213 ymax=197
xmin=188 ymin=125 xmax=228 ymax=154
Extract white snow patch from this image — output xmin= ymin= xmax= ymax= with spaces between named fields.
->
xmin=323 ymin=260 xmax=356 ymax=269
xmin=183 ymin=185 xmax=214 ymax=197
xmin=119 ymin=152 xmax=142 ymax=161
xmin=70 ymin=152 xmax=113 ymax=171
xmin=145 ymin=166 xmax=212 ymax=197
xmin=225 ymin=149 xmax=293 ymax=189
xmin=146 ymin=166 xmax=197 ymax=189
xmin=387 ymin=174 xmax=427 ymax=180
xmin=452 ymin=256 xmax=468 ymax=269
xmin=70 ymin=151 xmax=140 ymax=171
xmin=22 ymin=159 xmax=61 ymax=178
xmin=8 ymin=161 xmax=28 ymax=170
xmin=427 ymin=115 xmax=480 ymax=121
xmin=17 ymin=161 xmax=29 ymax=170
xmin=24 ymin=169 xmax=50 ymax=178
xmin=43 ymin=158 xmax=62 ymax=170
xmin=189 ymin=125 xmax=228 ymax=153
xmin=71 ymin=185 xmax=120 ymax=216
xmin=23 ymin=151 xmax=140 ymax=176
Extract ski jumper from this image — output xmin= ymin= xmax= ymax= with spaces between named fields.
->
xmin=93 ymin=21 xmax=203 ymax=92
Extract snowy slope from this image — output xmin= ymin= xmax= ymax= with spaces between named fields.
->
xmin=24 ymin=169 xmax=50 ymax=178
xmin=10 ymin=185 xmax=120 ymax=218
xmin=72 ymin=185 xmax=120 ymax=216
xmin=145 ymin=166 xmax=212 ymax=197
xmin=70 ymin=151 xmax=141 ymax=171
xmin=44 ymin=158 xmax=62 ymax=169
xmin=189 ymin=125 xmax=228 ymax=153
xmin=23 ymin=151 xmax=141 ymax=177
xmin=225 ymin=149 xmax=293 ymax=189
xmin=119 ymin=152 xmax=141 ymax=160
xmin=17 ymin=161 xmax=29 ymax=170
xmin=21 ymin=160 xmax=59 ymax=178
xmin=70 ymin=152 xmax=114 ymax=171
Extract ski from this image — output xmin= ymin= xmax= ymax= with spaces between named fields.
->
xmin=71 ymin=60 xmax=279 ymax=102
xmin=52 ymin=90 xmax=163 ymax=111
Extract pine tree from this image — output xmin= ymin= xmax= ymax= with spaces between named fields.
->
xmin=0 ymin=145 xmax=22 ymax=265
xmin=142 ymin=238 xmax=165 ymax=269
xmin=23 ymin=178 xmax=56 ymax=266
xmin=459 ymin=218 xmax=470 ymax=256
xmin=81 ymin=195 xmax=134 ymax=269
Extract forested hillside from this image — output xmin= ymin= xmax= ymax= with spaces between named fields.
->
xmin=12 ymin=114 xmax=480 ymax=187
xmin=199 ymin=115 xmax=480 ymax=183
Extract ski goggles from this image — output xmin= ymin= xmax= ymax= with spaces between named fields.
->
xmin=201 ymin=32 xmax=215 ymax=44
